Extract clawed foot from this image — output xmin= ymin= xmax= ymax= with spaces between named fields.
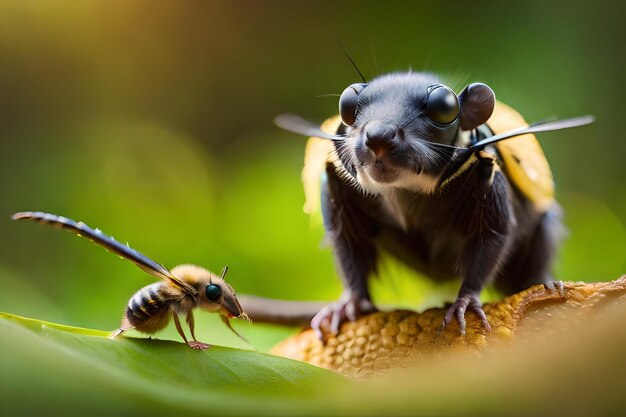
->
xmin=310 ymin=293 xmax=377 ymax=340
xmin=440 ymin=293 xmax=491 ymax=335
xmin=187 ymin=341 xmax=211 ymax=350
xmin=544 ymin=280 xmax=566 ymax=296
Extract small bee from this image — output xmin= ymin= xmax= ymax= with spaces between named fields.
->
xmin=12 ymin=211 xmax=249 ymax=350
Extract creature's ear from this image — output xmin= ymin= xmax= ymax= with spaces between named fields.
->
xmin=458 ymin=83 xmax=496 ymax=130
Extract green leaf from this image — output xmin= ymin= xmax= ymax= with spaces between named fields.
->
xmin=0 ymin=312 xmax=344 ymax=417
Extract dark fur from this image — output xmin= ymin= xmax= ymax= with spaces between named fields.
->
xmin=323 ymin=155 xmax=561 ymax=299
xmin=239 ymin=72 xmax=565 ymax=330
xmin=322 ymin=72 xmax=562 ymax=311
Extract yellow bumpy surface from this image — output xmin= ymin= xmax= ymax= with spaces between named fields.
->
xmin=272 ymin=277 xmax=626 ymax=377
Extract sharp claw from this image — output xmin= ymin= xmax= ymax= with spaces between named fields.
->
xmin=345 ymin=302 xmax=356 ymax=322
xmin=311 ymin=311 xmax=330 ymax=341
xmin=312 ymin=323 xmax=325 ymax=341
xmin=310 ymin=294 xmax=376 ymax=341
xmin=472 ymin=304 xmax=491 ymax=331
xmin=456 ymin=307 xmax=467 ymax=334
xmin=310 ymin=313 xmax=321 ymax=331
xmin=330 ymin=309 xmax=342 ymax=335
xmin=442 ymin=293 xmax=490 ymax=335
xmin=479 ymin=315 xmax=491 ymax=331
xmin=544 ymin=280 xmax=566 ymax=296
xmin=556 ymin=280 xmax=565 ymax=294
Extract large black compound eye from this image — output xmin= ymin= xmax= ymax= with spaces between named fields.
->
xmin=205 ymin=284 xmax=222 ymax=301
xmin=339 ymin=83 xmax=367 ymax=126
xmin=426 ymin=84 xmax=460 ymax=125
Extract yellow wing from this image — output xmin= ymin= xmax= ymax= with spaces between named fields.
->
xmin=489 ymin=102 xmax=556 ymax=213
xmin=302 ymin=115 xmax=342 ymax=216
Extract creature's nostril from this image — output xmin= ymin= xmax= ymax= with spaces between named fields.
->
xmin=365 ymin=121 xmax=398 ymax=153
xmin=366 ymin=122 xmax=397 ymax=142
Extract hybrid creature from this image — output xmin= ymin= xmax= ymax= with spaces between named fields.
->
xmin=12 ymin=211 xmax=249 ymax=350
xmin=273 ymin=71 xmax=592 ymax=338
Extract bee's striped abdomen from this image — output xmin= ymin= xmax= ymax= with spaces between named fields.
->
xmin=125 ymin=283 xmax=169 ymax=326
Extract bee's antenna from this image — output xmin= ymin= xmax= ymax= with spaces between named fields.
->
xmin=335 ymin=38 xmax=367 ymax=83
xmin=220 ymin=266 xmax=229 ymax=280
xmin=369 ymin=35 xmax=379 ymax=75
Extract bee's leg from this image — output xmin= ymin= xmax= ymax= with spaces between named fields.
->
xmin=186 ymin=310 xmax=198 ymax=341
xmin=172 ymin=311 xmax=189 ymax=344
xmin=108 ymin=317 xmax=134 ymax=339
xmin=172 ymin=310 xmax=209 ymax=350
xmin=186 ymin=310 xmax=211 ymax=350
xmin=108 ymin=328 xmax=125 ymax=339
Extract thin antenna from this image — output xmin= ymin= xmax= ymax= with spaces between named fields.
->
xmin=335 ymin=38 xmax=367 ymax=83
xmin=369 ymin=35 xmax=379 ymax=75
xmin=220 ymin=266 xmax=229 ymax=279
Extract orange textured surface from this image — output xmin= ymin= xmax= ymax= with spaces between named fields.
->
xmin=272 ymin=277 xmax=626 ymax=377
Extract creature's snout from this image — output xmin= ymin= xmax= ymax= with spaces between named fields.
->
xmin=221 ymin=292 xmax=244 ymax=318
xmin=365 ymin=121 xmax=398 ymax=156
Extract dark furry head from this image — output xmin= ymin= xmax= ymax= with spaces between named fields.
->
xmin=336 ymin=72 xmax=494 ymax=195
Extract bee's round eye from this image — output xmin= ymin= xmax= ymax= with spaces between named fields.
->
xmin=426 ymin=85 xmax=460 ymax=125
xmin=339 ymin=83 xmax=367 ymax=126
xmin=205 ymin=284 xmax=222 ymax=301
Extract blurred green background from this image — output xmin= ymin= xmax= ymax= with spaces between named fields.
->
xmin=0 ymin=0 xmax=624 ymax=346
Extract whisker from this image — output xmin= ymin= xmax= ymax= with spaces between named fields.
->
xmin=399 ymin=109 xmax=422 ymax=129
xmin=425 ymin=141 xmax=461 ymax=154
xmin=369 ymin=36 xmax=379 ymax=76
xmin=399 ymin=96 xmax=428 ymax=128
xmin=423 ymin=147 xmax=441 ymax=166
xmin=421 ymin=140 xmax=464 ymax=150
xmin=316 ymin=93 xmax=342 ymax=98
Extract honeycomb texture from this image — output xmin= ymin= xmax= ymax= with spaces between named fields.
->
xmin=272 ymin=277 xmax=626 ymax=377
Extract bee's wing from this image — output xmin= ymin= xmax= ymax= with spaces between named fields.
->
xmin=12 ymin=211 xmax=196 ymax=296
xmin=274 ymin=114 xmax=346 ymax=141
xmin=469 ymin=115 xmax=594 ymax=150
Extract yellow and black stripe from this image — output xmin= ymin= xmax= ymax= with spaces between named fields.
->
xmin=126 ymin=282 xmax=168 ymax=323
